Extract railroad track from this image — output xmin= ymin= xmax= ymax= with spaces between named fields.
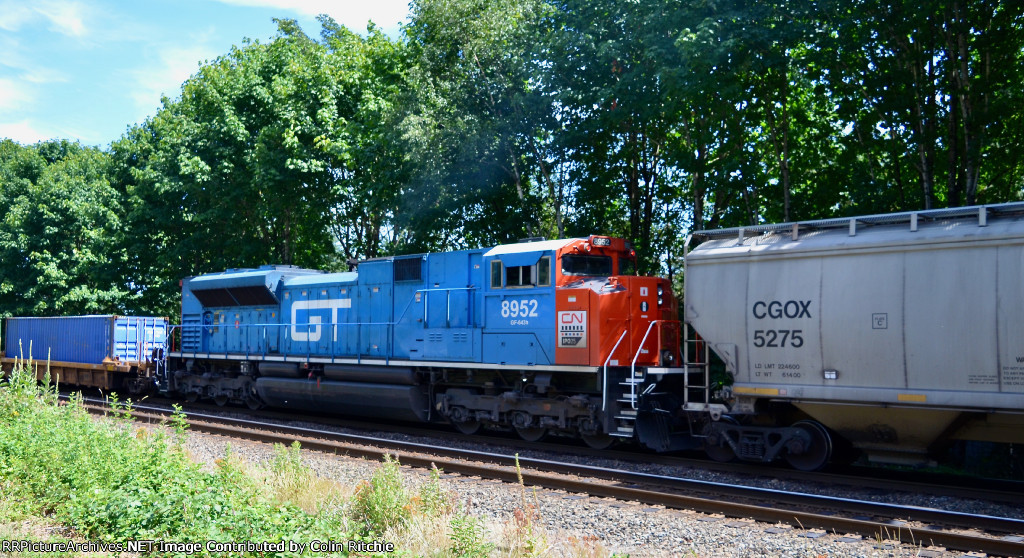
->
xmin=81 ymin=399 xmax=1024 ymax=557
xmin=117 ymin=394 xmax=1024 ymax=505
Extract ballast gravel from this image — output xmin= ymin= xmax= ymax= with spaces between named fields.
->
xmin=179 ymin=429 xmax=972 ymax=558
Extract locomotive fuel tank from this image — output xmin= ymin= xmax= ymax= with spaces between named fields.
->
xmin=685 ymin=204 xmax=1024 ymax=465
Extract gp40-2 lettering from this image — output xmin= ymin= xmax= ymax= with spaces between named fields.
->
xmin=753 ymin=329 xmax=804 ymax=348
xmin=501 ymin=299 xmax=539 ymax=318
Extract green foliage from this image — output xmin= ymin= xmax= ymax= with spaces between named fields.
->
xmin=449 ymin=514 xmax=494 ymax=558
xmin=0 ymin=140 xmax=131 ymax=317
xmin=0 ymin=364 xmax=354 ymax=555
xmin=350 ymin=454 xmax=411 ymax=535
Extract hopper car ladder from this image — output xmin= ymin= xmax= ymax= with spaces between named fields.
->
xmin=682 ymin=321 xmax=713 ymax=411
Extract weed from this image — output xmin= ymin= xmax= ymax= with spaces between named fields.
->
xmin=418 ymin=464 xmax=456 ymax=516
xmin=263 ymin=441 xmax=346 ymax=513
xmin=168 ymin=403 xmax=189 ymax=447
xmin=351 ymin=454 xmax=411 ymax=536
xmin=0 ymin=362 xmax=356 ymax=554
xmin=449 ymin=513 xmax=494 ymax=558
xmin=506 ymin=454 xmax=547 ymax=557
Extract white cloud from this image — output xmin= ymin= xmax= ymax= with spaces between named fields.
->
xmin=0 ymin=3 xmax=34 ymax=32
xmin=35 ymin=0 xmax=88 ymax=36
xmin=20 ymin=68 xmax=68 ymax=84
xmin=0 ymin=77 xmax=33 ymax=111
xmin=0 ymin=0 xmax=89 ymax=37
xmin=128 ymin=43 xmax=221 ymax=118
xmin=213 ymin=0 xmax=410 ymax=33
xmin=0 ymin=119 xmax=51 ymax=144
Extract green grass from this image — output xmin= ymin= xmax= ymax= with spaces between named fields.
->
xmin=0 ymin=362 xmax=624 ymax=557
xmin=0 ymin=363 xmax=353 ymax=557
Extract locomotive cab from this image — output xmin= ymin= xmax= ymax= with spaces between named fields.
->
xmin=483 ymin=235 xmax=680 ymax=369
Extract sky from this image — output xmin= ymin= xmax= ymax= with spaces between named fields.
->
xmin=0 ymin=0 xmax=412 ymax=148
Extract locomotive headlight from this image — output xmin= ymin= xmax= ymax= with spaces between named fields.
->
xmin=657 ymin=286 xmax=663 ymax=296
xmin=658 ymin=296 xmax=664 ymax=306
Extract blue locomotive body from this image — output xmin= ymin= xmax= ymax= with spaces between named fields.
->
xmin=177 ymin=246 xmax=560 ymax=366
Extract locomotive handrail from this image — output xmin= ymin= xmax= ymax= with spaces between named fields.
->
xmin=416 ymin=286 xmax=477 ymax=329
xmin=170 ymin=319 xmax=410 ymax=365
xmin=629 ymin=320 xmax=670 ymax=409
xmin=689 ymin=202 xmax=1024 ymax=242
xmin=602 ymin=329 xmax=629 ymax=412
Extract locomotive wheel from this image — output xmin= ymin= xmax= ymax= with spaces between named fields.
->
xmin=213 ymin=395 xmax=229 ymax=407
xmin=703 ymin=415 xmax=738 ymax=463
xmin=784 ymin=420 xmax=833 ymax=472
xmin=515 ymin=426 xmax=547 ymax=442
xmin=581 ymin=432 xmax=615 ymax=450
xmin=184 ymin=392 xmax=199 ymax=403
xmin=245 ymin=397 xmax=263 ymax=410
xmin=453 ymin=420 xmax=482 ymax=435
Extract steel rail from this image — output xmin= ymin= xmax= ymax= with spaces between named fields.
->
xmin=109 ymin=395 xmax=1024 ymax=505
xmin=84 ymin=402 xmax=1024 ymax=557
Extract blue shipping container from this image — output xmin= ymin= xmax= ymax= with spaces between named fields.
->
xmin=3 ymin=315 xmax=169 ymax=365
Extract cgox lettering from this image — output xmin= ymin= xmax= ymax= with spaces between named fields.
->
xmin=752 ymin=300 xmax=812 ymax=319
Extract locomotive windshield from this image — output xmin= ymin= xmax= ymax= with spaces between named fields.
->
xmin=561 ymin=254 xmax=613 ymax=276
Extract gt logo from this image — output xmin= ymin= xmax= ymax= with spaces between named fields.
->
xmin=291 ymin=299 xmax=352 ymax=342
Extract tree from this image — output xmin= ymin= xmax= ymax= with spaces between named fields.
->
xmin=400 ymin=0 xmax=553 ymax=252
xmin=113 ymin=20 xmax=358 ymax=314
xmin=0 ymin=141 xmax=130 ymax=316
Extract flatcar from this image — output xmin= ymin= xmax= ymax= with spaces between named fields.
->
xmin=160 ymin=235 xmax=688 ymax=450
xmin=1 ymin=315 xmax=168 ymax=393
xmin=684 ymin=203 xmax=1024 ymax=469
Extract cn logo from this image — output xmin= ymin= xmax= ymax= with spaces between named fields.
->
xmin=560 ymin=311 xmax=586 ymax=324
xmin=558 ymin=311 xmax=587 ymax=348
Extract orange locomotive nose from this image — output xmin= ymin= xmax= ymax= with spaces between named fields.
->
xmin=553 ymin=237 xmax=681 ymax=368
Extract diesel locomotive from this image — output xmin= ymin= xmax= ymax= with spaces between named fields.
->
xmin=161 ymin=235 xmax=690 ymax=451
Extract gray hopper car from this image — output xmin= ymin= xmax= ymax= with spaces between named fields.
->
xmin=684 ymin=203 xmax=1024 ymax=469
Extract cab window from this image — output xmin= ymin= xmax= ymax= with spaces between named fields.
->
xmin=490 ymin=260 xmax=503 ymax=288
xmin=493 ymin=256 xmax=551 ymax=288
xmin=537 ymin=257 xmax=551 ymax=286
xmin=619 ymin=257 xmax=636 ymax=276
xmin=561 ymin=254 xmax=613 ymax=276
xmin=506 ymin=265 xmax=533 ymax=287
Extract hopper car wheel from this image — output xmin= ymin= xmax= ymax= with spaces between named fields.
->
xmin=453 ymin=420 xmax=482 ymax=435
xmin=704 ymin=415 xmax=739 ymax=463
xmin=784 ymin=420 xmax=833 ymax=472
xmin=515 ymin=426 xmax=547 ymax=442
xmin=581 ymin=432 xmax=615 ymax=450
xmin=213 ymin=395 xmax=229 ymax=407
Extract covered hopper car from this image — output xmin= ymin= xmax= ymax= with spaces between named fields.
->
xmin=684 ymin=203 xmax=1024 ymax=469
